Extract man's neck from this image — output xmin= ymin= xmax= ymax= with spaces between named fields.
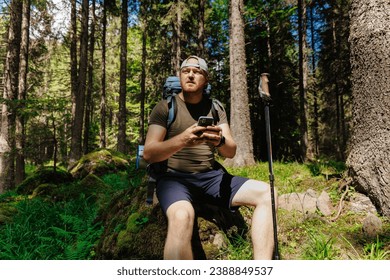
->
xmin=179 ymin=91 xmax=203 ymax=104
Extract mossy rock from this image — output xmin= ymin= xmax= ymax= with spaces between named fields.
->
xmin=0 ymin=203 xmax=18 ymax=224
xmin=16 ymin=167 xmax=73 ymax=195
xmin=70 ymin=149 xmax=131 ymax=179
xmin=31 ymin=183 xmax=59 ymax=198
xmin=94 ymin=179 xmax=249 ymax=260
xmin=94 ymin=183 xmax=166 ymax=259
xmin=49 ymin=173 xmax=111 ymax=203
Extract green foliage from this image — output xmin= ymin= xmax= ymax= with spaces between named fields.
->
xmin=227 ymin=161 xmax=329 ymax=194
xmin=303 ymin=231 xmax=337 ymax=260
xmin=307 ymin=159 xmax=347 ymax=178
xmin=16 ymin=167 xmax=73 ymax=195
xmin=221 ymin=234 xmax=253 ymax=260
xmin=363 ymin=237 xmax=390 ymax=260
xmin=0 ymin=196 xmax=102 ymax=260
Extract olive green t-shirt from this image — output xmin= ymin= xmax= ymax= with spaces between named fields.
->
xmin=148 ymin=95 xmax=227 ymax=173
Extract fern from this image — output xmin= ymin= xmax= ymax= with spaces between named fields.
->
xmin=0 ymin=195 xmax=103 ymax=260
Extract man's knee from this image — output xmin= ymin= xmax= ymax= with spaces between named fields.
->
xmin=252 ymin=182 xmax=277 ymax=207
xmin=234 ymin=180 xmax=277 ymax=207
xmin=166 ymin=200 xmax=195 ymax=228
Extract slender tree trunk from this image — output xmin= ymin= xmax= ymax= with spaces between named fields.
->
xmin=309 ymin=3 xmax=319 ymax=156
xmin=298 ymin=0 xmax=309 ymax=161
xmin=84 ymin=0 xmax=96 ymax=155
xmin=69 ymin=0 xmax=89 ymax=166
xmin=15 ymin=0 xmax=30 ymax=185
xmin=197 ymin=0 xmax=205 ymax=57
xmin=70 ymin=0 xmax=78 ymax=122
xmin=0 ymin=0 xmax=23 ymax=192
xmin=225 ymin=0 xmax=255 ymax=167
xmin=139 ymin=1 xmax=148 ymax=144
xmin=117 ymin=0 xmax=128 ymax=154
xmin=100 ymin=0 xmax=107 ymax=148
xmin=171 ymin=0 xmax=182 ymax=76
xmin=69 ymin=0 xmax=78 ymax=164
xmin=347 ymin=0 xmax=390 ymax=217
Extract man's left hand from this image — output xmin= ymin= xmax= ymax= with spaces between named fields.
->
xmin=201 ymin=126 xmax=223 ymax=147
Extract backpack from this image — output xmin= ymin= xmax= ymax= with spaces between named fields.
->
xmin=137 ymin=76 xmax=225 ymax=204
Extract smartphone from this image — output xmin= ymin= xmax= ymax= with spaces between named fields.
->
xmin=198 ymin=116 xmax=214 ymax=127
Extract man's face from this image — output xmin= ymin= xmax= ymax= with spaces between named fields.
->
xmin=180 ymin=58 xmax=208 ymax=94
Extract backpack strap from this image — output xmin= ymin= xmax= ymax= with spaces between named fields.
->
xmin=166 ymin=95 xmax=177 ymax=130
xmin=167 ymin=96 xmax=224 ymax=128
xmin=211 ymin=98 xmax=225 ymax=125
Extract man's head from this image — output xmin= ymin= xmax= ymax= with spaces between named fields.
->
xmin=180 ymin=55 xmax=208 ymax=95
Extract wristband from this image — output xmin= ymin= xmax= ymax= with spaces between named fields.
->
xmin=216 ymin=135 xmax=225 ymax=147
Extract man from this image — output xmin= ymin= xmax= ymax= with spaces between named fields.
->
xmin=144 ymin=55 xmax=275 ymax=260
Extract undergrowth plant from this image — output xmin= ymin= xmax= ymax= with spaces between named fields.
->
xmin=0 ymin=195 xmax=102 ymax=260
xmin=363 ymin=237 xmax=390 ymax=260
xmin=221 ymin=234 xmax=252 ymax=260
xmin=303 ymin=231 xmax=337 ymax=260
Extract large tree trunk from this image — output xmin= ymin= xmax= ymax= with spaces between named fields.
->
xmin=0 ymin=0 xmax=23 ymax=192
xmin=347 ymin=0 xmax=390 ymax=217
xmin=69 ymin=0 xmax=89 ymax=166
xmin=225 ymin=0 xmax=255 ymax=167
xmin=117 ymin=0 xmax=128 ymax=154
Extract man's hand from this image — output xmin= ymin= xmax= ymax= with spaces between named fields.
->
xmin=183 ymin=123 xmax=208 ymax=146
xmin=201 ymin=125 xmax=223 ymax=147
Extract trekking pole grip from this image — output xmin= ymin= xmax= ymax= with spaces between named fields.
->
xmin=258 ymin=73 xmax=272 ymax=103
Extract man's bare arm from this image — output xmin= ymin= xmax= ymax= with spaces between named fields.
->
xmin=143 ymin=124 xmax=207 ymax=164
xmin=202 ymin=123 xmax=237 ymax=158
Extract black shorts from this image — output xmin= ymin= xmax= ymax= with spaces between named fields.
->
xmin=155 ymin=167 xmax=249 ymax=214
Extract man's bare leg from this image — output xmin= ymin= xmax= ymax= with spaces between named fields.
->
xmin=232 ymin=179 xmax=276 ymax=260
xmin=164 ymin=200 xmax=195 ymax=259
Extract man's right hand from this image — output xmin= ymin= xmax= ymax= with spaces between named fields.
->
xmin=183 ymin=123 xmax=207 ymax=146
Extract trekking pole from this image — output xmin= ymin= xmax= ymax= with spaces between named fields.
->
xmin=258 ymin=73 xmax=280 ymax=260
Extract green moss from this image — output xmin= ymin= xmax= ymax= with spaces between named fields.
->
xmin=0 ymin=203 xmax=18 ymax=224
xmin=16 ymin=167 xmax=73 ymax=195
xmin=31 ymin=183 xmax=58 ymax=198
xmin=126 ymin=213 xmax=142 ymax=233
xmin=70 ymin=149 xmax=130 ymax=179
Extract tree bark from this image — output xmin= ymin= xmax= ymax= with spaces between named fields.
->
xmin=197 ymin=0 xmax=205 ymax=57
xmin=171 ymin=0 xmax=182 ymax=76
xmin=69 ymin=0 xmax=89 ymax=166
xmin=139 ymin=1 xmax=148 ymax=144
xmin=347 ymin=0 xmax=390 ymax=217
xmin=309 ymin=3 xmax=319 ymax=157
xmin=84 ymin=0 xmax=96 ymax=154
xmin=0 ymin=0 xmax=23 ymax=192
xmin=298 ymin=0 xmax=310 ymax=161
xmin=117 ymin=0 xmax=128 ymax=154
xmin=225 ymin=0 xmax=255 ymax=167
xmin=15 ymin=0 xmax=31 ymax=185
xmin=100 ymin=0 xmax=108 ymax=149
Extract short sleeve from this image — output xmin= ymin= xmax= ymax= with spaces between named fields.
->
xmin=148 ymin=100 xmax=168 ymax=128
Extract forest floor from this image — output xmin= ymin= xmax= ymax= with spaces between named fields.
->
xmin=223 ymin=160 xmax=390 ymax=260
xmin=0 ymin=158 xmax=389 ymax=260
